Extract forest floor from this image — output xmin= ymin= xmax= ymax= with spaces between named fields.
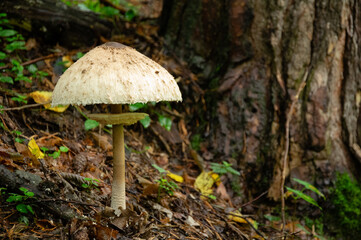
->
xmin=0 ymin=17 xmax=317 ymax=240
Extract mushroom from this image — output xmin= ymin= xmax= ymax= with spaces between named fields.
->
xmin=51 ymin=42 xmax=182 ymax=215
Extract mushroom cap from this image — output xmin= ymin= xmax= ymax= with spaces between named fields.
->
xmin=51 ymin=42 xmax=182 ymax=106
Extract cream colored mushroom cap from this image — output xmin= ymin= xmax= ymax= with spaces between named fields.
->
xmin=51 ymin=42 xmax=182 ymax=106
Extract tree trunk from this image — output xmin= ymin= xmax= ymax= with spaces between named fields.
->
xmin=162 ymin=0 xmax=360 ymax=200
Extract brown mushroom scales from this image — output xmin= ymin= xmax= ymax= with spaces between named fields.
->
xmin=52 ymin=42 xmax=182 ymax=216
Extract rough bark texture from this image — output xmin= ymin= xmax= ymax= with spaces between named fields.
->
xmin=0 ymin=0 xmax=112 ymax=48
xmin=162 ymin=0 xmax=360 ymax=200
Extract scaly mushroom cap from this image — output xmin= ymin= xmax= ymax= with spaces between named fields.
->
xmin=51 ymin=42 xmax=182 ymax=106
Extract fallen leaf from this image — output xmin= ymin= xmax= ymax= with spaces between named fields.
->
xmin=28 ymin=138 xmax=44 ymax=159
xmin=185 ymin=215 xmax=200 ymax=227
xmin=227 ymin=210 xmax=247 ymax=224
xmin=194 ymin=171 xmax=215 ymax=198
xmin=167 ymin=171 xmax=184 ymax=183
xmin=153 ymin=203 xmax=173 ymax=220
xmin=29 ymin=91 xmax=69 ymax=112
xmin=216 ymin=182 xmax=231 ymax=202
xmin=62 ymin=55 xmax=73 ymax=68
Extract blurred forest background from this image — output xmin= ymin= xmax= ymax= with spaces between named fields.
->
xmin=0 ymin=0 xmax=361 ymax=239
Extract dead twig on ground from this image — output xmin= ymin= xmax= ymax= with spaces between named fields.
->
xmin=241 ymin=191 xmax=268 ymax=208
xmin=1 ymin=101 xmax=50 ymax=111
xmin=0 ymin=53 xmax=62 ymax=70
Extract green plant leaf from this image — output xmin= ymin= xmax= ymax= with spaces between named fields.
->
xmin=82 ymin=183 xmax=89 ymax=188
xmin=0 ymin=51 xmax=7 ymax=60
xmin=40 ymin=147 xmax=49 ymax=153
xmin=7 ymin=194 xmax=23 ymax=202
xmin=152 ymin=164 xmax=167 ymax=173
xmin=292 ymin=178 xmax=325 ymax=199
xmin=129 ymin=102 xmax=147 ymax=111
xmin=0 ymin=29 xmax=17 ymax=37
xmin=27 ymin=64 xmax=38 ymax=74
xmin=20 ymin=187 xmax=34 ymax=197
xmin=15 ymin=137 xmax=24 ymax=143
xmin=51 ymin=151 xmax=60 ymax=159
xmin=76 ymin=52 xmax=84 ymax=59
xmin=5 ymin=41 xmax=25 ymax=52
xmin=16 ymin=203 xmax=29 ymax=214
xmin=296 ymin=224 xmax=311 ymax=234
xmin=140 ymin=115 xmax=151 ymax=128
xmin=84 ymin=119 xmax=99 ymax=131
xmin=19 ymin=215 xmax=29 ymax=225
xmin=264 ymin=214 xmax=281 ymax=222
xmin=15 ymin=75 xmax=32 ymax=83
xmin=285 ymin=186 xmax=321 ymax=209
xmin=125 ymin=9 xmax=136 ymax=21
xmin=24 ymin=191 xmax=34 ymax=198
xmin=158 ymin=115 xmax=172 ymax=131
xmin=26 ymin=205 xmax=35 ymax=214
xmin=208 ymin=194 xmax=217 ymax=200
xmin=59 ymin=146 xmax=69 ymax=153
xmin=0 ymin=76 xmax=13 ymax=84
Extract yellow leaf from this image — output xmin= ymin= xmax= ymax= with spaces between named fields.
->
xmin=28 ymin=138 xmax=44 ymax=159
xmin=211 ymin=172 xmax=221 ymax=186
xmin=167 ymin=171 xmax=184 ymax=183
xmin=194 ymin=171 xmax=215 ymax=198
xmin=29 ymin=91 xmax=68 ymax=113
xmin=62 ymin=55 xmax=73 ymax=68
xmin=228 ymin=210 xmax=247 ymax=224
xmin=285 ymin=190 xmax=293 ymax=198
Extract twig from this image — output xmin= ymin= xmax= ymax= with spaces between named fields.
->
xmin=241 ymin=191 xmax=268 ymax=208
xmin=1 ymin=101 xmax=51 ymax=111
xmin=0 ymin=53 xmax=62 ymax=70
xmin=281 ymin=65 xmax=311 ymax=232
xmin=99 ymin=0 xmax=127 ymax=13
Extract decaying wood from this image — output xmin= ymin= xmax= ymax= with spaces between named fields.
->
xmin=0 ymin=0 xmax=112 ymax=47
xmin=0 ymin=165 xmax=81 ymax=220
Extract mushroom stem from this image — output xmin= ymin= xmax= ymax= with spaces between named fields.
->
xmin=111 ymin=104 xmax=126 ymax=215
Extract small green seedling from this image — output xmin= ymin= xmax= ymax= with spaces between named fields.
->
xmin=40 ymin=146 xmax=69 ymax=159
xmin=211 ymin=161 xmax=240 ymax=176
xmin=6 ymin=187 xmax=36 ymax=225
xmin=208 ymin=194 xmax=217 ymax=200
xmin=82 ymin=177 xmax=100 ymax=190
xmin=12 ymin=130 xmax=25 ymax=143
xmin=158 ymin=114 xmax=172 ymax=131
xmin=285 ymin=178 xmax=325 ymax=209
xmin=152 ymin=164 xmax=179 ymax=198
xmin=156 ymin=177 xmax=178 ymax=196
xmin=11 ymin=94 xmax=27 ymax=104
xmin=84 ymin=119 xmax=99 ymax=131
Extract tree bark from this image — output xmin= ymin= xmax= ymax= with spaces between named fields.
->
xmin=162 ymin=0 xmax=360 ymax=200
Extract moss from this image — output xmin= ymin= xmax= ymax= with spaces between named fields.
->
xmin=324 ymin=173 xmax=361 ymax=239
